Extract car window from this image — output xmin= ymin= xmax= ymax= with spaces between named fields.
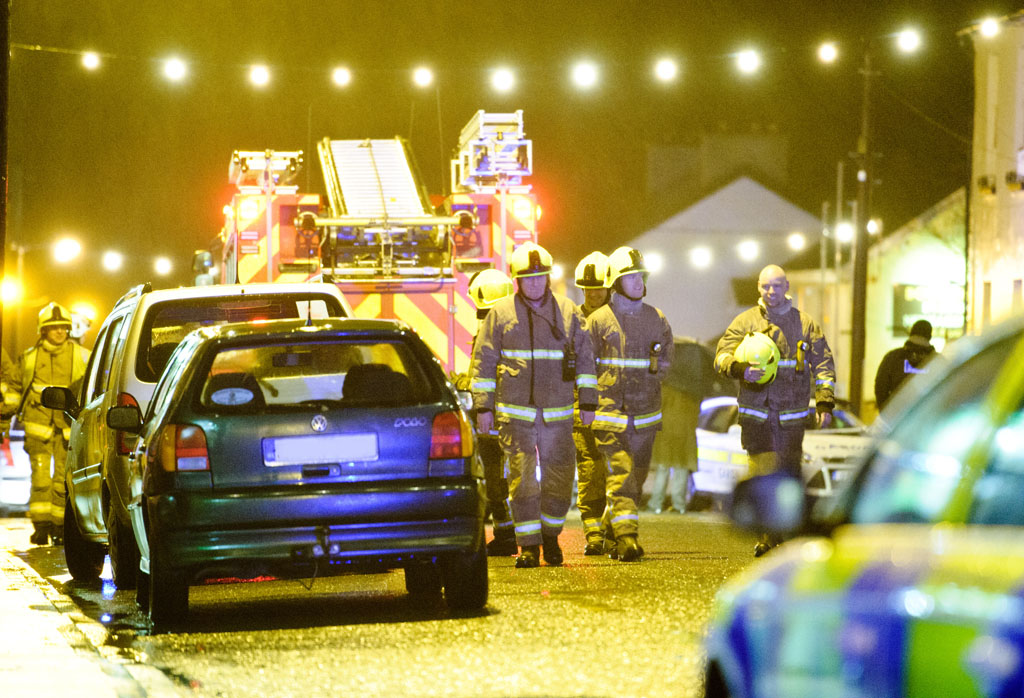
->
xmin=849 ymin=333 xmax=1020 ymax=525
xmin=135 ymin=294 xmax=346 ymax=382
xmin=699 ymin=403 xmax=737 ymax=433
xmin=80 ymin=323 xmax=109 ymax=405
xmin=86 ymin=315 xmax=126 ymax=402
xmin=147 ymin=337 xmax=200 ymax=423
xmin=196 ymin=339 xmax=438 ymax=411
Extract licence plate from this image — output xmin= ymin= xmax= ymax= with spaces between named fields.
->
xmin=263 ymin=433 xmax=379 ymax=466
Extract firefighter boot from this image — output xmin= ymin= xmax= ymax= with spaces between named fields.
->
xmin=616 ymin=535 xmax=642 ymax=562
xmin=29 ymin=522 xmax=51 ymax=546
xmin=583 ymin=533 xmax=605 ymax=556
xmin=542 ymin=534 xmax=563 ymax=566
xmin=515 ymin=545 xmax=541 ymax=569
xmin=486 ymin=530 xmax=519 ymax=557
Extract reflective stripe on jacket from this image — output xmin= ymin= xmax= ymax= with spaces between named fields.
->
xmin=471 ymin=290 xmax=597 ymax=424
xmin=588 ymin=296 xmax=674 ymax=433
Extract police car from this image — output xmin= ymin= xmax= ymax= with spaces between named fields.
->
xmin=704 ymin=314 xmax=1024 ymax=697
xmin=693 ymin=396 xmax=870 ymax=503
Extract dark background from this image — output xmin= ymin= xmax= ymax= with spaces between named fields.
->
xmin=4 ymin=0 xmax=1016 ymax=350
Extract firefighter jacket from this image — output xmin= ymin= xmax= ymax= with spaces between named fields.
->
xmin=11 ymin=340 xmax=90 ymax=442
xmin=471 ymin=290 xmax=597 ymax=424
xmin=1 ymin=348 xmax=18 ymax=421
xmin=715 ymin=298 xmax=835 ymax=424
xmin=573 ymin=299 xmax=607 ymax=427
xmin=588 ymin=295 xmax=674 ymax=433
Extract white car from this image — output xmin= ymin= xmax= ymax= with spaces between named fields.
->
xmin=693 ymin=395 xmax=870 ymax=501
xmin=0 ymin=420 xmax=32 ymax=512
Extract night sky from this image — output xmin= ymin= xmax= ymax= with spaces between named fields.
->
xmin=4 ymin=0 xmax=1018 ymax=349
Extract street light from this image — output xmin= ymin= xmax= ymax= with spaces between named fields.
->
xmin=249 ymin=64 xmax=270 ymax=87
xmin=491 ymin=67 xmax=515 ymax=93
xmin=571 ymin=61 xmax=599 ymax=89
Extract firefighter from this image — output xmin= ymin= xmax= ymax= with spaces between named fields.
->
xmin=588 ymin=246 xmax=673 ymax=562
xmin=10 ymin=303 xmax=91 ymax=545
xmin=714 ymin=264 xmax=835 ymax=557
xmin=874 ymin=319 xmax=936 ymax=410
xmin=471 ymin=242 xmax=597 ymax=568
xmin=572 ymin=251 xmax=613 ymax=555
xmin=461 ymin=268 xmax=518 ymax=556
xmin=1 ymin=348 xmax=18 ymax=433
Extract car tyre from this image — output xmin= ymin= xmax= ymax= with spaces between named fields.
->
xmin=404 ymin=560 xmax=442 ymax=595
xmin=148 ymin=534 xmax=189 ymax=632
xmin=136 ymin=570 xmax=150 ymax=612
xmin=440 ymin=533 xmax=488 ymax=611
xmin=107 ymin=514 xmax=139 ymax=590
xmin=63 ymin=500 xmax=105 ymax=582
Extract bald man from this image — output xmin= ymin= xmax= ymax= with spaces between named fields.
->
xmin=714 ymin=265 xmax=835 ymax=556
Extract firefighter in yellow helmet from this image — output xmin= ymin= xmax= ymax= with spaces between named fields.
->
xmin=572 ymin=251 xmax=613 ymax=555
xmin=588 ymin=246 xmax=673 ymax=561
xmin=462 ymin=269 xmax=518 ymax=556
xmin=714 ymin=264 xmax=835 ymax=556
xmin=10 ymin=303 xmax=90 ymax=545
xmin=470 ymin=242 xmax=598 ymax=568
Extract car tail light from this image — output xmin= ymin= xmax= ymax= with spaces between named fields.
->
xmin=155 ymin=424 xmax=209 ymax=472
xmin=429 ymin=411 xmax=473 ymax=460
xmin=115 ymin=393 xmax=139 ymax=455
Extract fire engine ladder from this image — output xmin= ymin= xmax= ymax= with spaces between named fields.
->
xmin=316 ymin=137 xmax=458 ymax=277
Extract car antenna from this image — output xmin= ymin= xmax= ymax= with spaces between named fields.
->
xmin=305 ymin=300 xmax=313 ymax=326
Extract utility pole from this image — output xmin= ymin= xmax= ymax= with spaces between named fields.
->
xmin=850 ymin=47 xmax=874 ymax=416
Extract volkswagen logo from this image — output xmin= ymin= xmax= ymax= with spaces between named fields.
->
xmin=310 ymin=415 xmax=328 ymax=432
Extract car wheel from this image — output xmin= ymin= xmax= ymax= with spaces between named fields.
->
xmin=441 ymin=533 xmax=488 ymax=611
xmin=148 ymin=532 xmax=189 ymax=632
xmin=404 ymin=560 xmax=442 ymax=595
xmin=62 ymin=500 xmax=105 ymax=582
xmin=108 ymin=514 xmax=139 ymax=590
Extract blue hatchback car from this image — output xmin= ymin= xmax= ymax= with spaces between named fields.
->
xmin=106 ymin=317 xmax=487 ymax=630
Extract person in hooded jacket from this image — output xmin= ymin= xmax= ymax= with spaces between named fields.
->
xmin=471 ymin=242 xmax=598 ymax=569
xmin=874 ymin=319 xmax=936 ymax=410
xmin=588 ymin=246 xmax=673 ymax=562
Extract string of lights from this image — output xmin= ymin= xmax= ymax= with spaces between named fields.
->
xmin=8 ymin=16 xmax=1006 ymax=91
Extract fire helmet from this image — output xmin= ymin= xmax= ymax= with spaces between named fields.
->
xmin=606 ymin=246 xmax=649 ymax=288
xmin=509 ymin=242 xmax=553 ymax=279
xmin=574 ymin=251 xmax=610 ymax=289
xmin=734 ymin=331 xmax=780 ymax=385
xmin=37 ymin=302 xmax=73 ymax=334
xmin=467 ymin=269 xmax=514 ymax=310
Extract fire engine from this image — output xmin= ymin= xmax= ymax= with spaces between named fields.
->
xmin=202 ymin=110 xmax=538 ymax=373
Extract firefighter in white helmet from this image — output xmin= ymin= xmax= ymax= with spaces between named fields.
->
xmin=459 ymin=269 xmax=518 ymax=556
xmin=471 ymin=242 xmax=597 ymax=568
xmin=588 ymin=246 xmax=673 ymax=561
xmin=714 ymin=264 xmax=835 ymax=557
xmin=9 ymin=302 xmax=90 ymax=545
xmin=572 ymin=251 xmax=613 ymax=555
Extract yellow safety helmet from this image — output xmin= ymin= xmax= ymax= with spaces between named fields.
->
xmin=574 ymin=251 xmax=610 ymax=289
xmin=37 ymin=302 xmax=73 ymax=334
xmin=509 ymin=242 xmax=553 ymax=279
xmin=734 ymin=331 xmax=781 ymax=385
xmin=467 ymin=269 xmax=514 ymax=310
xmin=606 ymin=246 xmax=649 ymax=288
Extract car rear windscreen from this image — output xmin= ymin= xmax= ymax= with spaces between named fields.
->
xmin=136 ymin=295 xmax=346 ymax=382
xmin=197 ymin=339 xmax=439 ymax=411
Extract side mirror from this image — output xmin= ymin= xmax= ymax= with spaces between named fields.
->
xmin=728 ymin=473 xmax=805 ymax=537
xmin=41 ymin=386 xmax=80 ymax=420
xmin=106 ymin=405 xmax=144 ymax=434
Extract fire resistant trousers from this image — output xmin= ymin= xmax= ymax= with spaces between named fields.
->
xmin=573 ymin=425 xmax=606 ymax=544
xmin=498 ymin=418 xmax=575 ymax=548
xmin=479 ymin=433 xmax=514 ymax=541
xmin=595 ymin=424 xmax=657 ymax=539
xmin=25 ymin=434 xmax=67 ymax=528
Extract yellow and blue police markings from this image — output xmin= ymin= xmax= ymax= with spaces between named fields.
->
xmin=707 ymin=526 xmax=1024 ymax=697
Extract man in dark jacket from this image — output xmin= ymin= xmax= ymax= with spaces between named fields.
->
xmin=874 ymin=319 xmax=936 ymax=410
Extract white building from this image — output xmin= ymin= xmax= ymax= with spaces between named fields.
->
xmin=625 ymin=176 xmax=821 ymax=344
xmin=968 ymin=11 xmax=1024 ymax=331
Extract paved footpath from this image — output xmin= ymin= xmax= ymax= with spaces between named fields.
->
xmin=0 ymin=517 xmax=180 ymax=698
